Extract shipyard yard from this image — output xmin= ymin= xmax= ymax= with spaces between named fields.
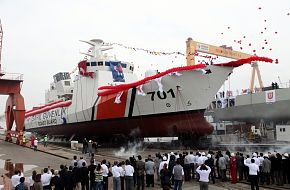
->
xmin=1 ymin=138 xmax=290 ymax=190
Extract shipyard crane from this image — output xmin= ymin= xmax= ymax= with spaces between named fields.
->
xmin=186 ymin=38 xmax=264 ymax=92
xmin=0 ymin=19 xmax=26 ymax=144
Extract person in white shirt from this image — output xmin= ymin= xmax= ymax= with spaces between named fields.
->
xmin=28 ymin=170 xmax=37 ymax=189
xmin=197 ymin=152 xmax=206 ymax=166
xmin=124 ymin=159 xmax=134 ymax=190
xmin=101 ymin=160 xmax=109 ymax=190
xmin=196 ymin=164 xmax=211 ymax=190
xmin=159 ymin=156 xmax=168 ymax=174
xmin=71 ymin=155 xmax=78 ymax=167
xmin=41 ymin=167 xmax=52 ymax=190
xmin=34 ymin=138 xmax=38 ymax=151
xmin=77 ymin=157 xmax=87 ymax=168
xmin=183 ymin=152 xmax=191 ymax=181
xmin=244 ymin=158 xmax=259 ymax=190
xmin=252 ymin=153 xmax=260 ymax=166
xmin=118 ymin=161 xmax=125 ymax=190
xmin=188 ymin=151 xmax=195 ymax=180
xmin=11 ymin=170 xmax=24 ymax=189
xmin=112 ymin=161 xmax=122 ymax=190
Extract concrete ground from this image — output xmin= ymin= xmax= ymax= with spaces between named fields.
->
xmin=0 ymin=139 xmax=288 ymax=190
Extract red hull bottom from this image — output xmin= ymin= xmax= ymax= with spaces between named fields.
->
xmin=26 ymin=109 xmax=213 ymax=139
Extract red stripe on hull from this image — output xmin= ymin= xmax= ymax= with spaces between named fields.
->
xmin=96 ymin=91 xmax=128 ymax=120
xmin=26 ymin=110 xmax=213 ymax=138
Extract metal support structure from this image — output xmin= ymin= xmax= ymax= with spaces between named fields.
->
xmin=250 ymin=62 xmax=264 ymax=92
xmin=0 ymin=18 xmax=26 ymax=145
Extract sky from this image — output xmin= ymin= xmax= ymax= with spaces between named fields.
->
xmin=0 ymin=0 xmax=290 ymax=116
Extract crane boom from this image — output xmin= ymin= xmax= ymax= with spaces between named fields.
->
xmin=185 ymin=37 xmax=264 ymax=92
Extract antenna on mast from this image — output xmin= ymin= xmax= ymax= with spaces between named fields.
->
xmin=0 ymin=19 xmax=3 ymax=76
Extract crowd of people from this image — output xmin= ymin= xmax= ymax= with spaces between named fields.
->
xmin=8 ymin=149 xmax=290 ymax=190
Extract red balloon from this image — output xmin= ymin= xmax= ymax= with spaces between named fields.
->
xmin=228 ymin=27 xmax=230 ymax=29
xmin=221 ymin=32 xmax=223 ymax=35
xmin=275 ymin=32 xmax=278 ymax=34
xmin=261 ymin=31 xmax=263 ymax=34
xmin=240 ymin=47 xmax=243 ymax=50
xmin=262 ymin=47 xmax=265 ymax=49
xmin=253 ymin=50 xmax=256 ymax=52
xmin=249 ymin=43 xmax=252 ymax=46
xmin=243 ymin=36 xmax=246 ymax=38
xmin=269 ymin=48 xmax=272 ymax=51
xmin=288 ymin=13 xmax=290 ymax=15
xmin=265 ymin=42 xmax=268 ymax=44
xmin=275 ymin=59 xmax=279 ymax=64
xmin=264 ymin=27 xmax=267 ymax=30
xmin=234 ymin=40 xmax=236 ymax=42
xmin=259 ymin=7 xmax=262 ymax=9
xmin=264 ymin=20 xmax=267 ymax=22
xmin=264 ymin=39 xmax=267 ymax=41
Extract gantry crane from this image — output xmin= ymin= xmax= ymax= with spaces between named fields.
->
xmin=186 ymin=37 xmax=264 ymax=92
xmin=0 ymin=19 xmax=26 ymax=144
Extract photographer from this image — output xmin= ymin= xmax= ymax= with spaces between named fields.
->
xmin=196 ymin=164 xmax=211 ymax=190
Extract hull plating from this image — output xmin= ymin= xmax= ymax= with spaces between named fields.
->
xmin=26 ymin=109 xmax=213 ymax=138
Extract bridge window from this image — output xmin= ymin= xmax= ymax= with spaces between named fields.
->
xmin=86 ymin=62 xmax=90 ymax=66
xmin=91 ymin=62 xmax=97 ymax=66
xmin=98 ymin=61 xmax=103 ymax=66
xmin=64 ymin=81 xmax=70 ymax=86
xmin=121 ymin=63 xmax=127 ymax=68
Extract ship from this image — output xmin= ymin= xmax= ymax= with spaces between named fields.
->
xmin=210 ymin=84 xmax=290 ymax=123
xmin=24 ymin=39 xmax=273 ymax=142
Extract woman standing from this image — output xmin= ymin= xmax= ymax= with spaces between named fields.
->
xmin=230 ymin=153 xmax=237 ymax=184
xmin=196 ymin=164 xmax=211 ymax=190
xmin=32 ymin=174 xmax=43 ymax=190
xmin=95 ymin=164 xmax=103 ymax=190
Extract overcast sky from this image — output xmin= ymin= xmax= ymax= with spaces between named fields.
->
xmin=0 ymin=0 xmax=289 ymax=115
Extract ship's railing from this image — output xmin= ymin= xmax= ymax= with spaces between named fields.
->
xmin=0 ymin=72 xmax=24 ymax=81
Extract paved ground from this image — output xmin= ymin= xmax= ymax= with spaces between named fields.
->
xmin=0 ymin=139 xmax=288 ymax=190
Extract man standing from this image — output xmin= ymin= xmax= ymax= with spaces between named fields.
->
xmin=172 ymin=159 xmax=184 ymax=190
xmin=135 ymin=155 xmax=145 ymax=190
xmin=112 ymin=161 xmax=122 ymax=190
xmin=82 ymin=138 xmax=88 ymax=154
xmin=218 ymin=153 xmax=227 ymax=182
xmin=41 ymin=167 xmax=52 ymax=190
xmin=261 ymin=154 xmax=271 ymax=185
xmin=15 ymin=177 xmax=28 ymax=190
xmin=43 ymin=135 xmax=48 ymax=147
xmin=145 ymin=157 xmax=155 ymax=187
xmin=124 ymin=159 xmax=134 ymax=190
xmin=244 ymin=159 xmax=259 ymax=190
xmin=101 ymin=160 xmax=109 ymax=190
xmin=11 ymin=170 xmax=23 ymax=189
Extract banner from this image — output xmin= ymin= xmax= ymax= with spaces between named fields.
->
xmin=265 ymin=90 xmax=276 ymax=103
xmin=109 ymin=61 xmax=125 ymax=82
